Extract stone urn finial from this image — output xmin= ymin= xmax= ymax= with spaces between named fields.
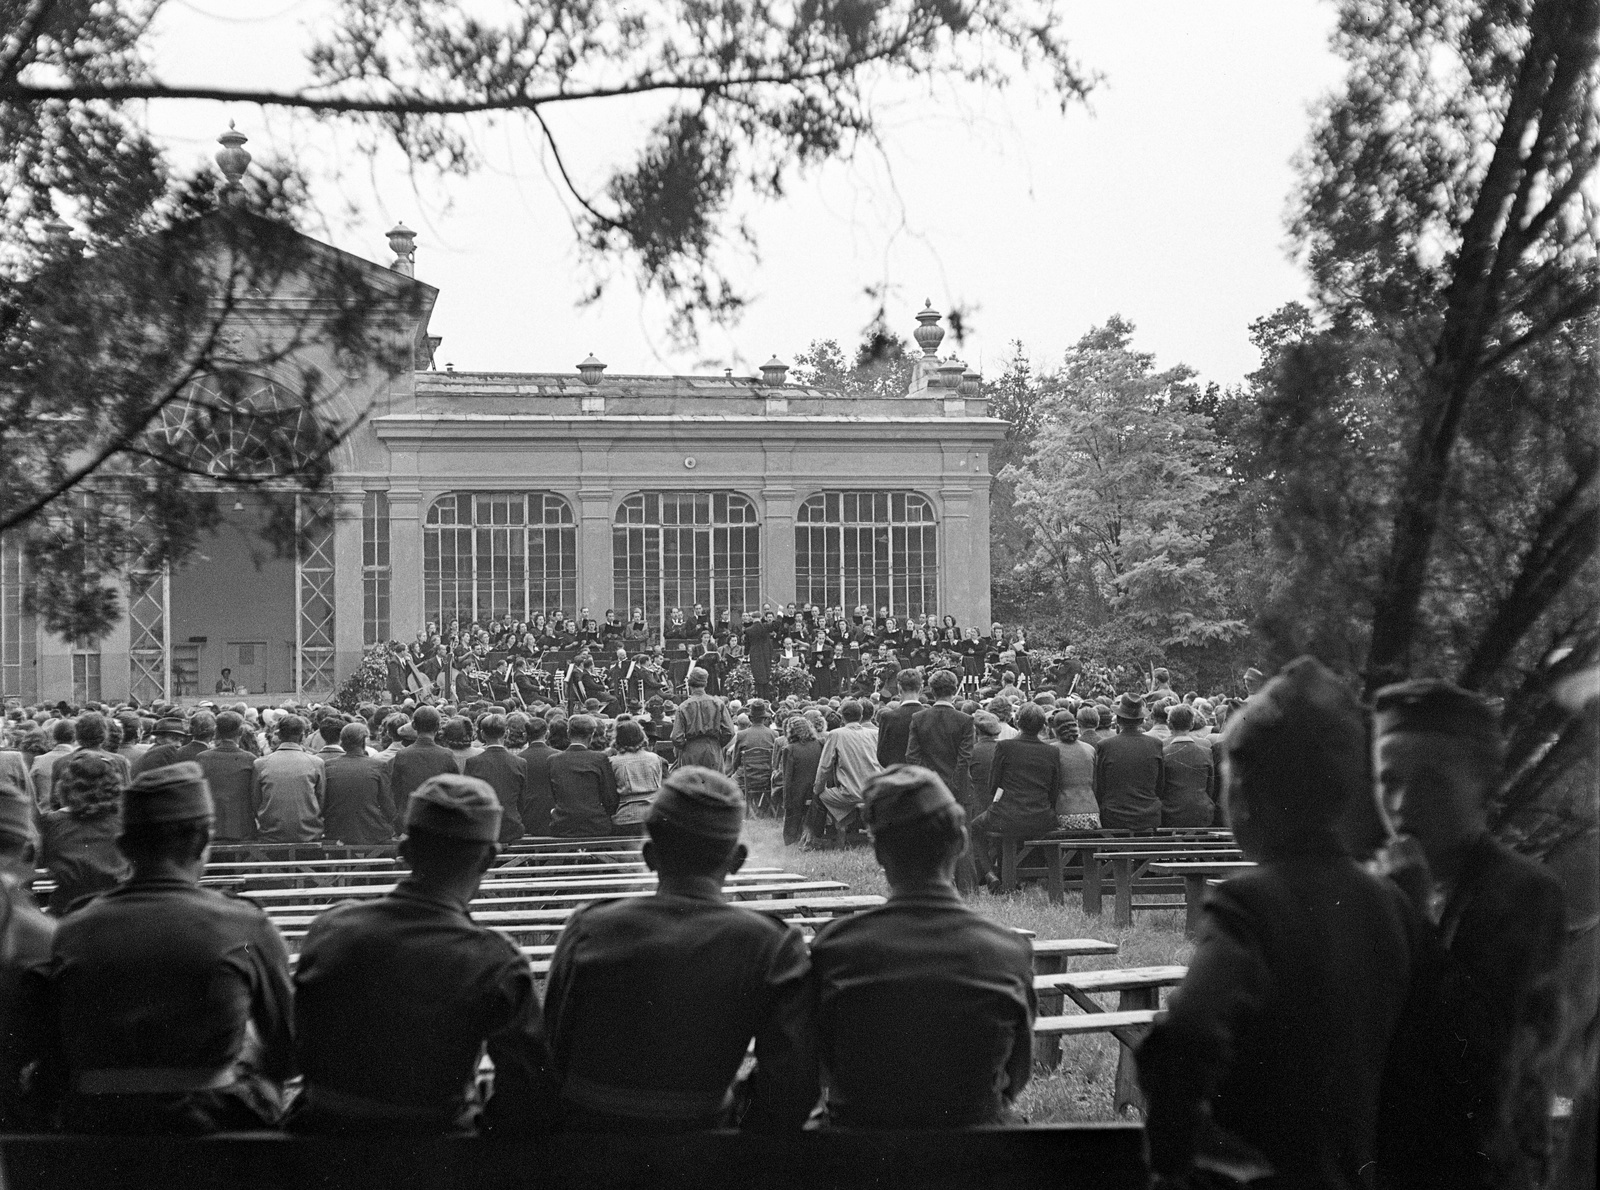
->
xmin=386 ymin=223 xmax=416 ymax=276
xmin=215 ymin=122 xmax=252 ymax=203
xmin=913 ymin=300 xmax=944 ymax=358
xmin=760 ymin=356 xmax=789 ymax=387
xmin=578 ymin=354 xmax=607 ymax=385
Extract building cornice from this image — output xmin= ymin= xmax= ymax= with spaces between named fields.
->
xmin=371 ymin=414 xmax=1007 ymax=444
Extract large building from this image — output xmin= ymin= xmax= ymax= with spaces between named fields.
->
xmin=2 ymin=210 xmax=1004 ymax=706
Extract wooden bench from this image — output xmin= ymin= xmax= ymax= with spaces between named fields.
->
xmin=231 ymin=868 xmax=805 ymax=903
xmin=1032 ymin=965 xmax=1186 ymax=1114
xmin=1000 ymin=838 xmax=1237 ymax=908
xmin=1084 ymin=847 xmax=1242 ymax=925
xmin=0 ymin=1128 xmax=1149 ymax=1190
xmin=1146 ymin=860 xmax=1257 ymax=935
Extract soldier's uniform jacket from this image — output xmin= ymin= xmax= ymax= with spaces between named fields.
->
xmin=1 ymin=863 xmax=56 ymax=1129
xmin=543 ymin=890 xmax=818 ymax=1131
xmin=38 ymin=876 xmax=295 ymax=1132
xmin=807 ymin=883 xmax=1035 ymax=1128
xmin=291 ymin=880 xmax=555 ymax=1134
xmin=1135 ymin=848 xmax=1429 ymax=1190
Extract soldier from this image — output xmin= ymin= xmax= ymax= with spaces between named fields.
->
xmin=543 ymin=767 xmax=817 ymax=1130
xmin=808 ymin=766 xmax=1035 ymax=1127
xmin=36 ymin=762 xmax=295 ymax=1133
xmin=289 ymin=774 xmax=557 ymax=1134
xmin=1372 ymin=679 xmax=1567 ymax=1190
xmin=0 ymin=784 xmax=53 ymax=1129
xmin=670 ymin=668 xmax=736 ymax=773
xmin=1136 ymin=657 xmax=1429 ymax=1189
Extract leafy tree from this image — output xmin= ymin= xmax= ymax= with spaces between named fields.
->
xmin=1248 ymin=0 xmax=1598 ymax=848
xmin=0 ymin=0 xmax=1096 ymax=644
xmin=790 ymin=330 xmax=918 ymax=399
xmin=1002 ymin=317 xmax=1249 ymax=684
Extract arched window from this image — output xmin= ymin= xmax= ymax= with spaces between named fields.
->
xmin=425 ymin=493 xmax=577 ymax=626
xmin=613 ymin=492 xmax=760 ymax=628
xmin=795 ymin=491 xmax=938 ymax=617
xmin=156 ymin=372 xmax=325 ymax=478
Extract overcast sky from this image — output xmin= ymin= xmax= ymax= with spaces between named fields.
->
xmin=144 ymin=1 xmax=1347 ymax=388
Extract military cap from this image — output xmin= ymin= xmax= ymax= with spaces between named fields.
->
xmin=405 ymin=774 xmax=502 ymax=843
xmin=648 ymin=766 xmax=744 ymax=841
xmin=123 ymin=762 xmax=213 ymax=826
xmin=1115 ymin=693 xmax=1146 ymax=721
xmin=1373 ymin=678 xmax=1500 ymax=747
xmin=152 ymin=716 xmax=190 ymax=738
xmin=862 ymin=765 xmax=959 ymax=834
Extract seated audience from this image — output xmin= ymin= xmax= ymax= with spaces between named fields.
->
xmin=39 ymin=750 xmax=128 ymax=915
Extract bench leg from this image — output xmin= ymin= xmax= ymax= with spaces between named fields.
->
xmin=1032 ymin=955 xmax=1065 ymax=1071
xmin=1083 ymin=858 xmax=1103 ymax=916
xmin=1183 ymin=875 xmax=1208 ymax=938
xmin=999 ymin=837 xmax=1020 ymax=893
xmin=1112 ymin=987 xmax=1159 ymax=1116
xmin=1044 ymin=843 xmax=1064 ymax=905
xmin=1113 ymin=858 xmax=1133 ymax=928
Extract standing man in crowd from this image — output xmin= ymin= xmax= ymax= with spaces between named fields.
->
xmin=197 ymin=711 xmax=256 ymax=843
xmin=129 ymin=716 xmax=189 ymax=781
xmin=31 ymin=719 xmax=77 ymax=808
xmin=1094 ymin=693 xmax=1164 ymax=832
xmin=464 ymin=713 xmax=527 ymax=843
xmin=290 ymin=775 xmax=556 ymax=1134
xmin=809 ymin=766 xmax=1034 ymax=1126
xmin=542 ymin=768 xmax=817 ymax=1130
xmin=1374 ymin=679 xmax=1568 ymax=1190
xmin=905 ymin=670 xmax=976 ymax=888
xmin=813 ymin=699 xmax=881 ymax=836
xmin=548 ymin=715 xmax=619 ymax=837
xmin=251 ymin=714 xmax=325 ymax=843
xmin=671 ymin=668 xmax=736 ymax=773
xmin=34 ymin=763 xmax=295 ymax=1132
xmin=876 ymin=670 xmax=925 ymax=769
xmin=389 ymin=706 xmax=458 ymax=835
xmin=516 ymin=715 xmax=557 ymax=835
xmin=322 ymin=722 xmax=395 ymax=846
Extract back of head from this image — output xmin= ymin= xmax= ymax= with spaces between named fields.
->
xmin=1076 ymin=705 xmax=1100 ymax=730
xmin=748 ymin=700 xmax=770 ymax=724
xmin=525 ymin=715 xmax=550 ymax=743
xmin=441 ymin=716 xmax=473 ymax=749
xmin=402 ymin=773 xmax=501 ymax=878
xmin=973 ymin=711 xmax=1002 ymax=739
xmin=614 ymin=719 xmax=646 ymax=751
xmin=1016 ymin=703 xmax=1046 ymax=735
xmin=316 ymin=714 xmax=342 ymax=745
xmin=929 ymin=669 xmax=959 ymax=700
xmin=897 ymin=669 xmax=923 ymax=695
xmin=412 ymin=705 xmax=442 ymax=735
xmin=339 ymin=721 xmax=369 ymax=753
xmin=214 ymin=711 xmax=244 ymax=741
xmin=52 ymin=718 xmax=76 ymax=745
xmin=645 ymin=767 xmax=744 ymax=877
xmin=568 ymin=714 xmax=596 ymax=741
xmin=1167 ymin=704 xmax=1194 ymax=733
xmin=840 ymin=700 xmax=863 ymax=724
xmin=74 ymin=711 xmax=107 ymax=749
xmin=115 ymin=711 xmax=143 ymax=747
xmin=276 ymin=714 xmax=306 ymax=743
xmin=1052 ymin=709 xmax=1079 ymax=741
xmin=58 ymin=749 xmax=125 ymax=820
xmin=1221 ymin=655 xmax=1369 ymax=856
xmin=478 ymin=712 xmax=507 ymax=742
xmin=119 ymin=762 xmax=213 ymax=865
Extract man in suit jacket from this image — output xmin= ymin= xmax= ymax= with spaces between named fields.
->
xmin=196 ymin=711 xmax=258 ymax=842
xmin=906 ymin=668 xmax=979 ymax=891
xmin=323 ymin=722 xmax=396 ymax=845
xmin=875 ymin=669 xmax=925 ymax=769
xmin=514 ymin=715 xmax=558 ymax=835
xmin=547 ymin=715 xmax=619 ymax=837
xmin=128 ymin=716 xmax=190 ymax=780
xmin=388 ymin=706 xmax=460 ymax=834
xmin=464 ymin=713 xmax=527 ymax=842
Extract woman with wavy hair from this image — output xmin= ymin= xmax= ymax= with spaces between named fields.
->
xmin=39 ymin=750 xmax=129 ymax=914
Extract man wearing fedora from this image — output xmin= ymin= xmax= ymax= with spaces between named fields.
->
xmin=1093 ymin=693 xmax=1165 ymax=832
xmin=129 ymin=715 xmax=191 ymax=780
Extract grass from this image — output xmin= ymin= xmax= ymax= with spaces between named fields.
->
xmin=744 ymin=816 xmax=1194 ymax=1123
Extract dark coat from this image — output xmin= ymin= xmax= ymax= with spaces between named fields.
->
xmin=388 ymin=741 xmax=460 ymax=834
xmin=197 ymin=742 xmax=258 ymax=842
xmin=516 ymin=741 xmax=558 ymax=836
xmin=874 ymin=699 xmax=923 ymax=769
xmin=547 ymin=745 xmax=619 ymax=837
xmin=904 ymin=703 xmax=975 ymax=805
xmin=1137 ymin=851 xmax=1427 ymax=1190
xmin=983 ymin=736 xmax=1062 ymax=827
xmin=1094 ymin=730 xmax=1165 ymax=830
xmin=322 ymin=754 xmax=396 ymax=846
xmin=463 ymin=746 xmax=527 ymax=842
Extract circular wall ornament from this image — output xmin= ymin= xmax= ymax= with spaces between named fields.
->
xmin=684 ymin=456 xmax=697 ymax=469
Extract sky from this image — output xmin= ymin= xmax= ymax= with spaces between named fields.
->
xmin=142 ymin=1 xmax=1349 ymax=388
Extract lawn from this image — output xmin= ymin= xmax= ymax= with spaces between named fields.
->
xmin=744 ymin=816 xmax=1193 ymax=1123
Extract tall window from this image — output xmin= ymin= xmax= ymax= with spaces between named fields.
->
xmin=362 ymin=492 xmax=391 ymax=645
xmin=795 ymin=491 xmax=939 ymax=617
xmin=425 ymin=492 xmax=577 ymax=626
xmin=613 ymin=492 xmax=761 ymax=629
xmin=0 ymin=538 xmax=36 ymax=703
xmin=72 ymin=645 xmax=102 ymax=704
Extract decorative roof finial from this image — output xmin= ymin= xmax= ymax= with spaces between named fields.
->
xmin=960 ymin=367 xmax=981 ymax=398
xmin=760 ymin=356 xmax=790 ymax=387
xmin=913 ymin=300 xmax=944 ymax=358
xmin=215 ymin=122 xmax=251 ymax=203
xmin=578 ymin=353 xmax=606 ymax=385
xmin=386 ymin=223 xmax=416 ymax=277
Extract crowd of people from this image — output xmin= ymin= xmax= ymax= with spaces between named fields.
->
xmin=0 ymin=652 xmax=1581 ymax=1190
xmin=377 ymin=605 xmax=1044 ymax=707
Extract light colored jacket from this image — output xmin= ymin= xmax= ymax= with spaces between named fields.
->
xmin=251 ymin=743 xmax=326 ymax=842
